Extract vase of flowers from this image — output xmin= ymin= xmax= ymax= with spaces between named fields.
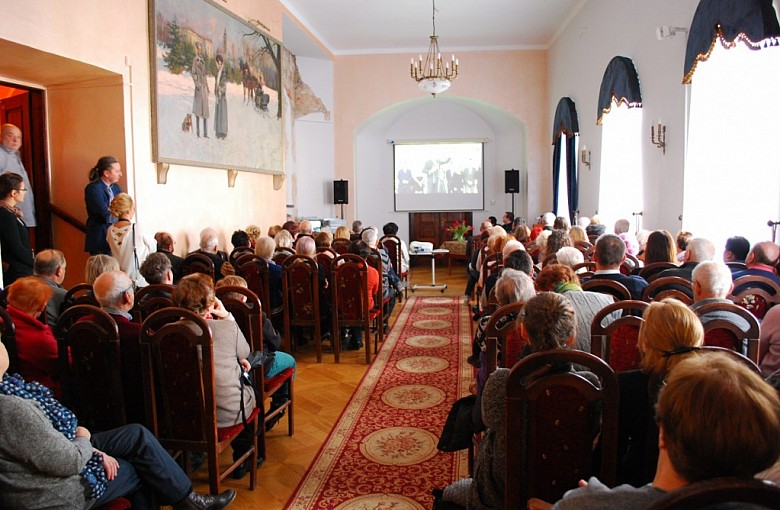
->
xmin=447 ymin=220 xmax=473 ymax=242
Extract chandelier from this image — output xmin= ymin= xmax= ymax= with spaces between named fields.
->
xmin=410 ymin=0 xmax=459 ymax=97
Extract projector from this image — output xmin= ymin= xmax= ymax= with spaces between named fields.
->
xmin=410 ymin=241 xmax=433 ymax=254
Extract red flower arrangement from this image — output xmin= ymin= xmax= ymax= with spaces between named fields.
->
xmin=446 ymin=220 xmax=473 ymax=242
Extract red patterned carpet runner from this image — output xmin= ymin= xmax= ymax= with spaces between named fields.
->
xmin=287 ymin=296 xmax=471 ymax=509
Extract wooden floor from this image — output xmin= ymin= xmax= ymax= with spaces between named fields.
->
xmin=191 ymin=257 xmax=470 ymax=509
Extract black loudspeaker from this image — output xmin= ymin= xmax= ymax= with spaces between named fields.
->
xmin=334 ymin=180 xmax=349 ymax=204
xmin=505 ymin=169 xmax=520 ymax=193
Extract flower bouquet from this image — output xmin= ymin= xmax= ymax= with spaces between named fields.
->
xmin=446 ymin=220 xmax=473 ymax=242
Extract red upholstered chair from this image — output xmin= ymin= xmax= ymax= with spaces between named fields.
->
xmin=365 ymin=249 xmax=389 ymax=353
xmin=0 ymin=305 xmax=18 ymax=374
xmin=582 ymin=279 xmax=631 ymax=302
xmin=380 ymin=235 xmax=408 ymax=301
xmin=641 ymin=276 xmax=693 ymax=304
xmin=234 ymin=252 xmax=260 ymax=269
xmin=638 ymin=262 xmax=677 ymax=283
xmin=315 ymin=251 xmax=335 ymax=282
xmin=645 ymin=478 xmax=780 ymax=510
xmin=281 ymin=255 xmax=325 ymax=361
xmin=331 ymin=238 xmax=351 ymax=254
xmin=729 ymin=275 xmax=780 ymax=320
xmin=55 ymin=305 xmax=127 ymax=432
xmin=505 ymin=349 xmax=619 ymax=507
xmin=331 ymin=254 xmax=381 ymax=364
xmin=590 ymin=300 xmax=649 ymax=373
xmin=131 ymin=283 xmax=175 ymax=322
xmin=272 ymin=247 xmax=295 ymax=266
xmin=693 ymin=301 xmax=761 ymax=364
xmin=182 ymin=253 xmax=215 ymax=281
xmin=229 ymin=246 xmax=254 ymax=267
xmin=60 ymin=283 xmax=99 ymax=313
xmin=140 ymin=308 xmax=261 ymax=495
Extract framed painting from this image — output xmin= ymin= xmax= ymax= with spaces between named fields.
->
xmin=149 ymin=0 xmax=283 ymax=174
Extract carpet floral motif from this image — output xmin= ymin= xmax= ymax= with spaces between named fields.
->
xmin=417 ymin=306 xmax=451 ymax=316
xmin=287 ymin=296 xmax=472 ymax=510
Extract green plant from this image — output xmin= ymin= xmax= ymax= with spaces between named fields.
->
xmin=446 ymin=220 xmax=473 ymax=241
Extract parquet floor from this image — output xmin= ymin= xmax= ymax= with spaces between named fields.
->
xmin=191 ymin=257 xmax=471 ymax=509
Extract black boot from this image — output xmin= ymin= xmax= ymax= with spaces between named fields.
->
xmin=173 ymin=489 xmax=236 ymax=510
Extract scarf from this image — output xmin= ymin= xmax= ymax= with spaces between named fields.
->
xmin=0 ymin=373 xmax=107 ymax=500
xmin=555 ymin=281 xmax=582 ymax=293
xmin=0 ymin=200 xmax=23 ymax=220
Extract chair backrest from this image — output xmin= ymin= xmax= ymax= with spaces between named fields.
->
xmin=366 ymin=248 xmax=386 ymax=309
xmin=229 ymin=246 xmax=255 ymax=266
xmin=55 ymin=305 xmax=126 ymax=431
xmin=482 ymin=252 xmax=503 ymax=282
xmin=574 ymin=240 xmax=594 ymax=259
xmin=622 ymin=253 xmax=642 ymax=275
xmin=281 ymin=255 xmax=320 ymax=321
xmin=315 ymin=251 xmax=335 ymax=281
xmin=238 ymin=258 xmax=272 ymax=317
xmin=729 ymin=275 xmax=780 ymax=319
xmin=234 ymin=252 xmax=260 ymax=269
xmin=214 ymin=285 xmax=263 ymax=352
xmin=725 ymin=261 xmax=748 ymax=271
xmin=693 ymin=301 xmax=761 ymax=363
xmin=590 ymin=300 xmax=649 ymax=373
xmin=140 ymin=308 xmax=215 ymax=445
xmin=331 ymin=254 xmax=371 ymax=363
xmin=60 ymin=283 xmax=99 ymax=312
xmin=582 ymin=278 xmax=632 ymax=302
xmin=644 ymin=477 xmax=780 ymax=510
xmin=331 ymin=238 xmax=351 ymax=254
xmin=484 ymin=302 xmax=526 ymax=376
xmin=132 ymin=283 xmax=175 ymax=322
xmin=638 ymin=262 xmax=677 ymax=283
xmin=505 ymin=349 xmax=619 ymax=508
xmin=0 ymin=305 xmax=18 ymax=374
xmin=572 ymin=261 xmax=596 ymax=274
xmin=641 ymin=276 xmax=693 ymax=303
xmin=697 ymin=346 xmax=761 ymax=374
xmin=182 ymin=253 xmax=215 ymax=280
xmin=379 ymin=235 xmax=404 ymax=275
xmin=541 ymin=254 xmax=558 ymax=267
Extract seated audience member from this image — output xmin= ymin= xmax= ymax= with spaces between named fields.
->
xmin=731 ymin=240 xmax=780 ymax=286
xmin=759 ymin=304 xmax=780 ymax=377
xmin=690 ymin=261 xmax=751 ymax=333
xmin=674 ymin=230 xmax=692 ymax=263
xmin=215 ymin=275 xmax=295 ymax=439
xmin=555 ymin=246 xmax=585 ymax=272
xmin=440 ymin=293 xmax=587 ymax=510
xmin=139 ymin=252 xmax=173 ymax=286
xmin=267 ymin=224 xmax=282 ymax=238
xmin=191 ymin=228 xmax=229 ymax=281
xmin=362 ymin=226 xmax=402 ymax=303
xmin=333 ymin=225 xmax=351 ymax=241
xmin=0 ymin=341 xmax=236 ymax=510
xmin=5 ymin=277 xmax=60 ymax=398
xmin=255 ymin=236 xmax=283 ymax=313
xmin=535 ymin=264 xmax=615 ymax=353
xmin=541 ymin=212 xmax=556 ymax=231
xmin=244 ymin=225 xmax=261 ymax=249
xmin=513 ymin=224 xmax=531 ymax=244
xmin=154 ymin=231 xmax=184 ymax=282
xmin=92 ymin=270 xmax=145 ymax=424
xmin=480 ymin=240 xmax=527 ymax=311
xmin=636 ymin=230 xmax=676 ymax=271
xmin=635 ymin=229 xmax=650 ymax=257
xmin=568 ymin=225 xmax=587 ymax=246
xmin=512 ymin=216 xmax=526 ymax=231
xmin=585 ymin=215 xmax=606 ymax=238
xmin=658 ymin=237 xmax=715 ymax=282
xmin=615 ymin=299 xmax=703 ymax=487
xmin=273 ymin=229 xmax=294 ymax=254
xmin=614 ymin=218 xmax=630 ymax=235
xmin=533 ymin=352 xmax=780 ymax=510
xmin=33 ymin=249 xmax=68 ymax=328
xmin=584 ymin=234 xmax=648 ymax=300
xmin=281 ymin=220 xmax=299 ymax=239
xmin=85 ymin=254 xmax=120 ymax=284
xmin=382 ymin=221 xmax=410 ymax=274
xmin=542 ymin=230 xmax=571 ymax=265
xmin=472 ymin=269 xmax=536 ymax=392
xmin=465 ymin=221 xmax=492 ymax=296
xmin=350 ymin=220 xmax=363 ymax=240
xmin=477 ymin=228 xmax=509 ymax=292
xmin=173 ymin=274 xmax=258 ymax=477
xmin=294 ymin=236 xmax=330 ymax=322
xmin=723 ymin=235 xmax=750 ymax=266
xmin=553 ymin=216 xmax=570 ymax=231
xmin=297 ymin=219 xmax=313 ymax=237
xmin=578 ymin=216 xmax=591 ymax=228
xmin=231 ymin=229 xmax=250 ymax=251
xmin=501 ymin=211 xmax=514 ymax=233
xmin=314 ymin=231 xmax=335 ymax=258
xmin=344 ymin=240 xmax=380 ymax=350
xmin=614 ymin=219 xmax=638 ymax=256
xmin=488 ymin=216 xmax=498 ymax=228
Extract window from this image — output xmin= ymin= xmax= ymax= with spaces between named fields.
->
xmin=554 ymin=136 xmax=571 ymax=222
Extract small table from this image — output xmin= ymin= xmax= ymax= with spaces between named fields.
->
xmin=441 ymin=240 xmax=468 ymax=275
xmin=411 ymin=249 xmax=449 ymax=292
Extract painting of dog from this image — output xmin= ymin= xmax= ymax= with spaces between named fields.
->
xmin=181 ymin=113 xmax=193 ymax=133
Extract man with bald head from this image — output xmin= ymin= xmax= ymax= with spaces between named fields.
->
xmin=732 ymin=241 xmax=780 ymax=286
xmin=658 ymin=237 xmax=716 ymax=282
xmin=0 ymin=124 xmax=35 ymax=227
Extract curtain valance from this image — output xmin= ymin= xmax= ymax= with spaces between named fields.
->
xmin=684 ymin=0 xmax=780 ymax=84
xmin=597 ymin=56 xmax=642 ymax=125
xmin=552 ymin=97 xmax=579 ymax=143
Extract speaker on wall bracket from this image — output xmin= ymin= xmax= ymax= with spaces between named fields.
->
xmin=505 ymin=169 xmax=519 ymax=217
xmin=333 ymin=180 xmax=348 ymax=219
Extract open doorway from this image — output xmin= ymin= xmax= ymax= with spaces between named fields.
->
xmin=0 ymin=84 xmax=49 ymax=250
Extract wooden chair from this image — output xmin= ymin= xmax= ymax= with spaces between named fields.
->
xmin=638 ymin=262 xmax=677 ymax=283
xmin=571 ymin=261 xmax=596 ymax=274
xmin=641 ymin=276 xmax=693 ymax=304
xmin=574 ymin=240 xmax=593 ymax=260
xmin=55 ymin=305 xmax=127 ymax=432
xmin=590 ymin=300 xmax=649 ymax=373
xmin=140 ymin=308 xmax=261 ymax=495
xmin=505 ymin=349 xmax=619 ymax=507
xmin=214 ymin=286 xmax=294 ymax=441
xmin=724 ymin=261 xmax=748 ymax=271
xmin=272 ymin=247 xmax=295 ymax=266
xmin=234 ymin=252 xmax=260 ymax=268
xmin=315 ymin=251 xmax=335 ymax=282
xmin=182 ymin=253 xmax=215 ymax=281
xmin=582 ymin=279 xmax=631 ymax=302
xmin=131 ymin=283 xmax=175 ymax=322
xmin=484 ymin=302 xmax=526 ymax=376
xmin=622 ymin=253 xmax=642 ymax=275
xmin=729 ymin=274 xmax=780 ymax=319
xmin=229 ymin=246 xmax=255 ymax=267
xmin=281 ymin=255 xmax=324 ymax=361
xmin=60 ymin=283 xmax=99 ymax=312
xmin=380 ymin=235 xmax=408 ymax=300
xmin=238 ymin=258 xmax=275 ymax=320
xmin=541 ymin=254 xmax=558 ymax=267
xmin=331 ymin=254 xmax=380 ymax=364
xmin=366 ymin=248 xmax=389 ymax=352
xmin=693 ymin=301 xmax=761 ymax=364
xmin=331 ymin=238 xmax=351 ymax=254
xmin=481 ymin=251 xmax=502 ymax=285
xmin=697 ymin=346 xmax=761 ymax=374
xmin=0 ymin=305 xmax=18 ymax=374
xmin=645 ymin=477 xmax=780 ymax=510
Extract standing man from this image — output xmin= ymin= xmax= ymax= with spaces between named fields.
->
xmin=214 ymin=55 xmax=228 ymax=140
xmin=0 ymin=124 xmax=35 ymax=227
xmin=84 ymin=156 xmax=122 ymax=255
xmin=191 ymin=42 xmax=210 ymax=139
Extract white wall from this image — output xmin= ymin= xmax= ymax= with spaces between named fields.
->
xmin=354 ymin=97 xmax=526 ymax=244
xmin=548 ymin=0 xmax=699 ymax=232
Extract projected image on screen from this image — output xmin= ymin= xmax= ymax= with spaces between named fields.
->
xmin=394 ymin=141 xmax=484 ymax=212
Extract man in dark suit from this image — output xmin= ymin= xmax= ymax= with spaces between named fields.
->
xmin=84 ymin=156 xmax=122 ymax=255
xmin=658 ymin=237 xmax=715 ymax=282
xmin=154 ymin=231 xmax=184 ymax=282
xmin=190 ymin=227 xmax=228 ymax=281
xmin=585 ymin=233 xmax=648 ymax=300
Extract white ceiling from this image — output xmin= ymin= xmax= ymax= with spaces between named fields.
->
xmin=280 ymin=0 xmax=586 ymax=58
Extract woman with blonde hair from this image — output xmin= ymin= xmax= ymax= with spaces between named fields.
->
xmin=333 ymin=225 xmax=351 ymax=240
xmin=106 ymin=193 xmax=156 ymax=287
xmin=274 ymin=229 xmax=293 ymax=252
xmin=568 ymin=225 xmax=588 ymax=245
xmin=85 ymin=254 xmax=120 ymax=284
xmin=618 ymin=298 xmax=704 ymax=487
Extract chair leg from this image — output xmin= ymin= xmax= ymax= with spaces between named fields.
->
xmin=287 ymin=379 xmax=294 ymax=437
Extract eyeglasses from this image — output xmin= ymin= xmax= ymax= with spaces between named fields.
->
xmin=15 ymin=188 xmax=27 ymax=192
xmin=121 ymin=284 xmax=134 ymax=295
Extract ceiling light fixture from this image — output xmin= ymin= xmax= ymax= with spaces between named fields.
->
xmin=410 ymin=0 xmax=458 ymax=97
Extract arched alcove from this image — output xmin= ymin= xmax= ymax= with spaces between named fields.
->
xmin=354 ymin=96 xmax=527 ymax=242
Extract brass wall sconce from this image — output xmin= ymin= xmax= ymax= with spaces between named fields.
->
xmin=651 ymin=121 xmax=666 ymax=154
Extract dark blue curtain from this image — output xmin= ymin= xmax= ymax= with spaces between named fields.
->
xmin=597 ymin=56 xmax=642 ymax=125
xmin=552 ymin=97 xmax=579 ymax=224
xmin=684 ymin=0 xmax=780 ymax=83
